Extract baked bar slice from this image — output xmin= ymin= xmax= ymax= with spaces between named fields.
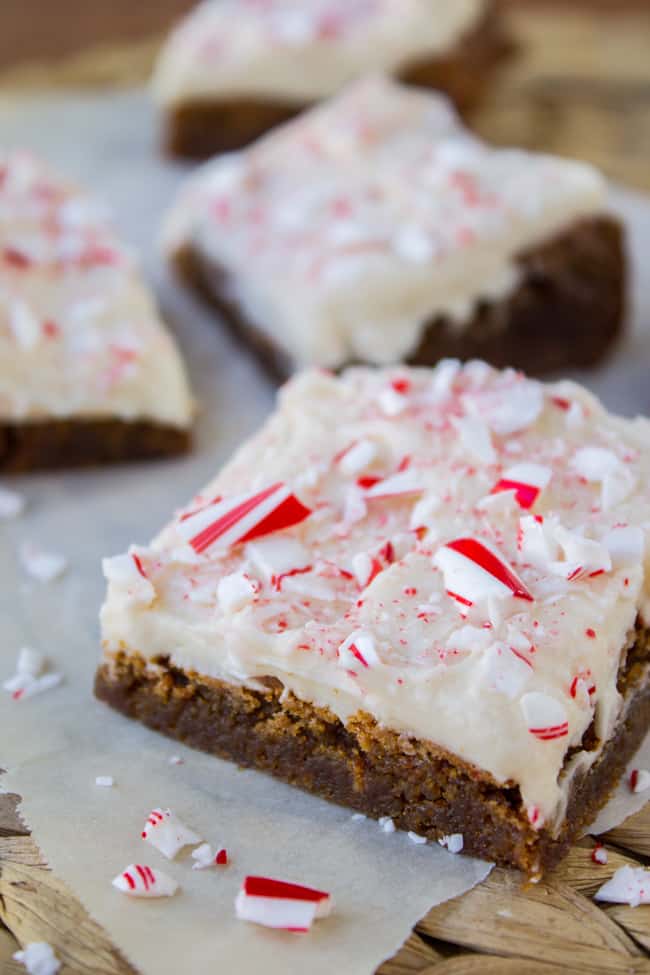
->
xmin=153 ymin=0 xmax=509 ymax=158
xmin=97 ymin=361 xmax=650 ymax=877
xmin=0 ymin=150 xmax=193 ymax=471
xmin=163 ymin=77 xmax=625 ymax=381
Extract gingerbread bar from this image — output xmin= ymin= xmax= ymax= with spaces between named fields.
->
xmin=0 ymin=150 xmax=193 ymax=471
xmin=153 ymin=0 xmax=509 ymax=158
xmin=163 ymin=77 xmax=625 ymax=381
xmin=97 ymin=361 xmax=650 ymax=877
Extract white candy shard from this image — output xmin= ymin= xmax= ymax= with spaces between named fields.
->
xmin=631 ymin=769 xmax=650 ymax=794
xmin=594 ymin=865 xmax=650 ymax=907
xmin=520 ymin=692 xmax=568 ymax=741
xmin=453 ymin=414 xmax=495 ymax=465
xmin=20 ymin=543 xmax=67 ymax=582
xmin=103 ymin=551 xmax=155 ymax=606
xmin=410 ymin=493 xmax=441 ymax=530
xmin=603 ymin=526 xmax=645 ymax=568
xmin=571 ymin=446 xmax=635 ymax=510
xmin=95 ymin=776 xmax=114 ymax=788
xmin=338 ymin=439 xmax=378 ymax=475
xmin=112 ymin=863 xmax=178 ymax=898
xmin=378 ymin=816 xmax=395 ymax=834
xmin=245 ymin=536 xmax=310 ymax=582
xmin=3 ymin=649 xmax=62 ymax=701
xmin=378 ymin=386 xmax=408 ymax=417
xmin=141 ymin=808 xmax=201 ymax=859
xmin=481 ymin=642 xmax=532 ymax=699
xmin=364 ymin=469 xmax=424 ymax=499
xmin=217 ymin=572 xmax=259 ymax=613
xmin=439 ymin=834 xmax=464 ymax=854
xmin=0 ymin=485 xmax=25 ymax=518
xmin=484 ymin=383 xmax=544 ymax=435
xmin=13 ymin=941 xmax=61 ymax=975
xmin=408 ymin=831 xmax=427 ymax=844
xmin=17 ymin=647 xmax=45 ymax=677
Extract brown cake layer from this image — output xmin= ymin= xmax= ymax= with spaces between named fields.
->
xmin=0 ymin=417 xmax=190 ymax=473
xmin=171 ymin=215 xmax=626 ymax=383
xmin=162 ymin=3 xmax=511 ymax=158
xmin=95 ymin=624 xmax=650 ymax=878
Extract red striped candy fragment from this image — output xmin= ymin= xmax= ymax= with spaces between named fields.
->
xmin=235 ymin=876 xmax=333 ymax=932
xmin=630 ymin=769 xmax=650 ymax=794
xmin=491 ymin=463 xmax=551 ymax=510
xmin=177 ymin=483 xmax=312 ymax=555
xmin=435 ymin=537 xmax=533 ymax=607
xmin=338 ymin=630 xmax=379 ymax=670
xmin=520 ymin=692 xmax=568 ymax=741
xmin=592 ymin=844 xmax=608 ymax=865
xmin=141 ymin=808 xmax=201 ymax=859
xmin=112 ymin=864 xmax=178 ymax=898
xmin=363 ymin=469 xmax=424 ymax=500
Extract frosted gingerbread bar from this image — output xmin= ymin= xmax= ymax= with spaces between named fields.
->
xmin=163 ymin=77 xmax=625 ymax=380
xmin=97 ymin=361 xmax=650 ymax=877
xmin=0 ymin=150 xmax=193 ymax=471
xmin=153 ymin=0 xmax=509 ymax=158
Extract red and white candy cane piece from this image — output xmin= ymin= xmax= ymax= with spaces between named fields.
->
xmin=235 ymin=876 xmax=333 ymax=932
xmin=434 ymin=537 xmax=533 ymax=608
xmin=592 ymin=844 xmax=608 ymax=865
xmin=363 ymin=469 xmax=424 ymax=500
xmin=177 ymin=483 xmax=311 ymax=555
xmin=520 ymin=692 xmax=568 ymax=741
xmin=595 ymin=865 xmax=650 ymax=907
xmin=491 ymin=463 xmax=551 ymax=510
xmin=630 ymin=769 xmax=650 ymax=794
xmin=102 ymin=551 xmax=155 ymax=606
xmin=569 ymin=671 xmax=596 ymax=704
xmin=112 ymin=864 xmax=178 ymax=898
xmin=191 ymin=843 xmax=228 ymax=870
xmin=141 ymin=808 xmax=201 ymax=860
xmin=338 ymin=630 xmax=380 ymax=670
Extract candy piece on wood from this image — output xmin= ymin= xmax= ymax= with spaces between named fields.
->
xmin=594 ymin=865 xmax=650 ymax=907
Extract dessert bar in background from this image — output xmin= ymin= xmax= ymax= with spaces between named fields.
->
xmin=163 ymin=77 xmax=625 ymax=381
xmin=0 ymin=150 xmax=193 ymax=471
xmin=96 ymin=360 xmax=650 ymax=877
xmin=154 ymin=0 xmax=509 ymax=158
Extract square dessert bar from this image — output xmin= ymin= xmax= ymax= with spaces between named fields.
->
xmin=0 ymin=150 xmax=192 ymax=471
xmin=153 ymin=0 xmax=509 ymax=158
xmin=163 ymin=77 xmax=625 ymax=380
xmin=97 ymin=361 xmax=650 ymax=877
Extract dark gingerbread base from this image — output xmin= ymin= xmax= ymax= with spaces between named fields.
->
xmin=172 ymin=215 xmax=626 ymax=383
xmin=95 ymin=636 xmax=650 ymax=878
xmin=0 ymin=418 xmax=190 ymax=473
xmin=162 ymin=4 xmax=511 ymax=158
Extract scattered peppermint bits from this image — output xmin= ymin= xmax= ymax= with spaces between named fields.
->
xmin=191 ymin=843 xmax=228 ymax=869
xmin=0 ymin=484 xmax=25 ymax=519
xmin=20 ymin=543 xmax=67 ymax=582
xmin=629 ymin=769 xmax=650 ymax=793
xmin=95 ymin=776 xmax=114 ymax=788
xmin=594 ymin=865 xmax=650 ymax=907
xmin=13 ymin=942 xmax=61 ymax=975
xmin=3 ymin=648 xmax=63 ymax=701
xmin=141 ymin=808 xmax=201 ymax=859
xmin=113 ymin=864 xmax=178 ymax=898
xmin=378 ymin=816 xmax=395 ymax=834
xmin=439 ymin=834 xmax=464 ymax=854
xmin=235 ymin=876 xmax=333 ymax=932
xmin=591 ymin=844 xmax=608 ymax=865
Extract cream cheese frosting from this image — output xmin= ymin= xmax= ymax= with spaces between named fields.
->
xmin=101 ymin=362 xmax=650 ymax=831
xmin=152 ymin=0 xmax=486 ymax=106
xmin=163 ymin=77 xmax=607 ymax=370
xmin=0 ymin=150 xmax=193 ymax=427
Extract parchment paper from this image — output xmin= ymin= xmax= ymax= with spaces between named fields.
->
xmin=0 ymin=89 xmax=649 ymax=975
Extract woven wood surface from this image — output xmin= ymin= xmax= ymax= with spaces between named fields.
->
xmin=1 ymin=2 xmax=650 ymax=972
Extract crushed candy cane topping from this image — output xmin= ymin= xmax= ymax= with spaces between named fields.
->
xmin=3 ymin=648 xmax=63 ymax=701
xmin=0 ymin=149 xmax=192 ymax=427
xmin=235 ymin=875 xmax=333 ymax=931
xmin=141 ymin=808 xmax=201 ymax=859
xmin=163 ymin=76 xmax=605 ymax=371
xmin=154 ymin=0 xmax=487 ymax=106
xmin=102 ymin=362 xmax=650 ymax=831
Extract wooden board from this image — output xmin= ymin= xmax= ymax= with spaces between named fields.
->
xmin=1 ymin=3 xmax=650 ymax=972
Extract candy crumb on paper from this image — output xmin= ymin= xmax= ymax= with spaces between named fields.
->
xmin=235 ymin=876 xmax=333 ymax=931
xmin=112 ymin=864 xmax=178 ymax=898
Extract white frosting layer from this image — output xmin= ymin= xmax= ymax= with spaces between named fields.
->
xmin=163 ymin=77 xmax=606 ymax=370
xmin=153 ymin=0 xmax=486 ymax=106
xmin=101 ymin=363 xmax=650 ymax=830
xmin=0 ymin=150 xmax=193 ymax=426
